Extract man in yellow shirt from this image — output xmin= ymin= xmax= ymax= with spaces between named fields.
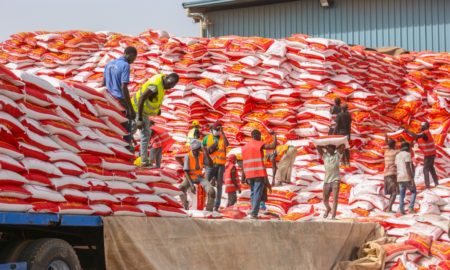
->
xmin=132 ymin=73 xmax=179 ymax=167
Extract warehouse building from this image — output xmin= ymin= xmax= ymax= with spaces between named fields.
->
xmin=182 ymin=0 xmax=450 ymax=52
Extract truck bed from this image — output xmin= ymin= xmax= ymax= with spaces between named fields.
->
xmin=0 ymin=212 xmax=102 ymax=227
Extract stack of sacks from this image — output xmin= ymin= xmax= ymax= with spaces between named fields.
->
xmin=376 ymin=186 xmax=450 ymax=268
xmin=396 ymin=52 xmax=450 ymax=176
xmin=286 ymin=38 xmax=406 ymax=177
xmin=1 ymin=29 xmax=448 ymax=226
xmin=0 ymin=31 xmax=106 ymax=79
xmin=0 ymin=30 xmax=410 ymax=155
xmin=96 ymin=32 xmax=215 ymax=153
xmin=235 ymin=184 xmax=301 ymax=218
xmin=0 ymin=63 xmax=187 ymax=217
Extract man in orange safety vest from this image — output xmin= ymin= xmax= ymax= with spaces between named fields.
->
xmin=405 ymin=121 xmax=438 ymax=189
xmin=241 ymin=129 xmax=276 ymax=219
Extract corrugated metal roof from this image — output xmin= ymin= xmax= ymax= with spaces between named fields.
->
xmin=182 ymin=0 xmax=296 ymax=12
xmin=203 ymin=0 xmax=450 ymax=52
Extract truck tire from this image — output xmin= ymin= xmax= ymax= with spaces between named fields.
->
xmin=18 ymin=238 xmax=81 ymax=270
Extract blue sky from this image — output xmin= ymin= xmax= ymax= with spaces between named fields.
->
xmin=0 ymin=0 xmax=199 ymax=41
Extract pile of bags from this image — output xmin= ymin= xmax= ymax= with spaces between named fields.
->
xmin=1 ymin=29 xmax=449 ymax=268
xmin=0 ymin=64 xmax=187 ymax=217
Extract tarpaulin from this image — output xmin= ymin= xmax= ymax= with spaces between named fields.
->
xmin=338 ymin=237 xmax=396 ymax=270
xmin=103 ymin=217 xmax=382 ymax=270
xmin=375 ymin=47 xmax=409 ymax=56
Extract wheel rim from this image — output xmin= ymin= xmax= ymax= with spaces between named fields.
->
xmin=48 ymin=259 xmax=70 ymax=270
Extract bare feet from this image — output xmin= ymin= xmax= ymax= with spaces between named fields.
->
xmin=323 ymin=208 xmax=331 ymax=218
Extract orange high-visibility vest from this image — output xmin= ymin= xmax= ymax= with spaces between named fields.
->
xmin=187 ymin=151 xmax=204 ymax=181
xmin=417 ymin=130 xmax=436 ymax=156
xmin=241 ymin=139 xmax=267 ymax=179
xmin=224 ymin=164 xmax=239 ymax=193
xmin=206 ymin=134 xmax=226 ymax=165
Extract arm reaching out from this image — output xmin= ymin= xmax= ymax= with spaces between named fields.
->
xmin=317 ymin=146 xmax=325 ymax=156
xmin=404 ymin=129 xmax=417 ymax=139
xmin=184 ymin=173 xmax=196 ymax=194
xmin=237 ymin=160 xmax=247 ymax=185
xmin=183 ymin=155 xmax=196 ymax=194
xmin=221 ymin=127 xmax=229 ymax=147
xmin=263 ymin=130 xmax=277 ymax=150
xmin=405 ymin=161 xmax=414 ymax=183
xmin=203 ymin=147 xmax=213 ymax=168
xmin=337 ymin=144 xmax=346 ymax=154
xmin=121 ymin=83 xmax=135 ymax=120
xmin=270 ymin=151 xmax=277 ymax=186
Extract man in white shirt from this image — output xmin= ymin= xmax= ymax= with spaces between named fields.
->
xmin=395 ymin=142 xmax=416 ymax=215
xmin=317 ymin=144 xmax=345 ymax=219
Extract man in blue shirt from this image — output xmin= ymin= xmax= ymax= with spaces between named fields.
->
xmin=103 ymin=46 xmax=137 ymax=150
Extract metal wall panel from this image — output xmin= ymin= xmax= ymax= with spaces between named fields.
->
xmin=205 ymin=0 xmax=450 ymax=52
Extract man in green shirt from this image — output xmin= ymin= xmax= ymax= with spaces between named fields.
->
xmin=317 ymin=144 xmax=345 ymax=219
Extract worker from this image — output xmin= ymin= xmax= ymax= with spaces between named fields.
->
xmin=272 ymin=145 xmax=297 ymax=186
xmin=395 ymin=142 xmax=416 ymax=215
xmin=241 ymin=129 xmax=276 ymax=219
xmin=147 ymin=120 xmax=162 ymax=168
xmin=224 ymin=154 xmax=241 ymax=207
xmin=186 ymin=120 xmax=201 ymax=146
xmin=133 ymin=73 xmax=179 ymax=167
xmin=317 ymin=144 xmax=345 ymax=219
xmin=334 ymin=103 xmax=352 ymax=166
xmin=203 ymin=122 xmax=229 ymax=212
xmin=404 ymin=122 xmax=438 ymax=189
xmin=179 ymin=140 xmax=215 ymax=211
xmin=384 ymin=136 xmax=399 ymax=212
xmin=265 ymin=148 xmax=278 ymax=187
xmin=329 ymin=98 xmax=342 ymax=135
xmin=103 ymin=46 xmax=137 ymax=151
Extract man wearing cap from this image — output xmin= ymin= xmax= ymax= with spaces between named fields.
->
xmin=202 ymin=122 xmax=229 ymax=212
xmin=395 ymin=142 xmax=416 ymax=215
xmin=224 ymin=154 xmax=241 ymax=207
xmin=186 ymin=120 xmax=201 ymax=146
xmin=405 ymin=122 xmax=439 ymax=188
xmin=133 ymin=73 xmax=179 ymax=167
xmin=241 ymin=129 xmax=277 ymax=219
xmin=179 ymin=140 xmax=215 ymax=211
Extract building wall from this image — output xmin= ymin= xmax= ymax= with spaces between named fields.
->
xmin=205 ymin=0 xmax=450 ymax=52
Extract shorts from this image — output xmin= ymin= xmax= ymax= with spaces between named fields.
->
xmin=384 ymin=175 xmax=398 ymax=195
xmin=323 ymin=180 xmax=340 ymax=193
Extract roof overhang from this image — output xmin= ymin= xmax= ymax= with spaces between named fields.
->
xmin=182 ymin=0 xmax=297 ymax=13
